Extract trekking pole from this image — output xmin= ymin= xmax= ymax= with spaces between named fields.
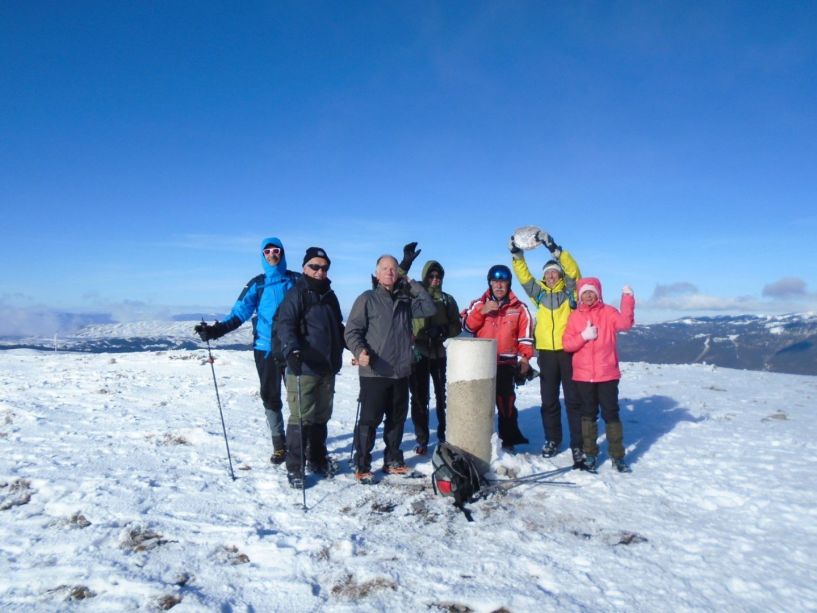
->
xmin=350 ymin=396 xmax=361 ymax=464
xmin=297 ymin=374 xmax=307 ymax=511
xmin=202 ymin=320 xmax=236 ymax=481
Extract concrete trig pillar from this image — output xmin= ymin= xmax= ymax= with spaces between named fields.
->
xmin=446 ymin=337 xmax=496 ymax=475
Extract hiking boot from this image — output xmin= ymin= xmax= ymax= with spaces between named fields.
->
xmin=611 ymin=458 xmax=632 ymax=473
xmin=308 ymin=457 xmax=338 ymax=479
xmin=355 ymin=471 xmax=375 ymax=485
xmin=541 ymin=440 xmax=559 ymax=458
xmin=571 ymin=447 xmax=585 ymax=469
xmin=580 ymin=454 xmax=597 ymax=471
xmin=287 ymin=472 xmax=303 ymax=489
xmin=270 ymin=448 xmax=286 ymax=465
xmin=382 ymin=463 xmax=410 ymax=475
xmin=414 ymin=444 xmax=428 ymax=456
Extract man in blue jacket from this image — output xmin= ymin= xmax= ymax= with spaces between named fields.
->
xmin=195 ymin=236 xmax=299 ymax=464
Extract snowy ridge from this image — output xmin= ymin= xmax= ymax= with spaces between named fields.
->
xmin=3 ymin=314 xmax=817 ymax=375
xmin=0 ymin=320 xmax=253 ymax=353
xmin=1 ymin=350 xmax=816 ymax=610
xmin=74 ymin=320 xmax=207 ymax=339
xmin=620 ymin=312 xmax=817 ymax=375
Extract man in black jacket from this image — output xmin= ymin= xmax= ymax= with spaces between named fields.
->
xmin=276 ymin=247 xmax=345 ymax=489
xmin=409 ymin=260 xmax=462 ymax=454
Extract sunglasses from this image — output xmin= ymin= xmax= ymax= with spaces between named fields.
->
xmin=306 ymin=263 xmax=329 ymax=272
xmin=263 ymin=247 xmax=282 ymax=256
xmin=427 ymin=273 xmax=442 ymax=279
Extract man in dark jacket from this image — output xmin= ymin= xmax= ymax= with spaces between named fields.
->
xmin=276 ymin=247 xmax=345 ymax=489
xmin=195 ymin=236 xmax=299 ymax=464
xmin=409 ymin=260 xmax=461 ymax=454
xmin=344 ymin=252 xmax=436 ymax=483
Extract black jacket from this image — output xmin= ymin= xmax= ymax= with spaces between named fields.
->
xmin=276 ymin=277 xmax=345 ymax=377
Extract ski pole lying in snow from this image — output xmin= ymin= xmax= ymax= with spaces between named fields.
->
xmin=201 ymin=320 xmax=236 ymax=481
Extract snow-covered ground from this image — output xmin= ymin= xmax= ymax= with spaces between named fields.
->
xmin=2 ymin=348 xmax=816 ymax=611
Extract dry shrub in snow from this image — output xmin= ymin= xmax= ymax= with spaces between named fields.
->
xmin=157 ymin=433 xmax=191 ymax=446
xmin=67 ymin=585 xmax=95 ymax=601
xmin=120 ymin=525 xmax=170 ymax=552
xmin=157 ymin=594 xmax=182 ymax=609
xmin=0 ymin=478 xmax=33 ymax=510
xmin=218 ymin=545 xmax=250 ymax=565
xmin=614 ymin=531 xmax=649 ymax=546
xmin=47 ymin=585 xmax=96 ymax=601
xmin=330 ymin=573 xmax=396 ymax=599
xmin=69 ymin=511 xmax=91 ymax=528
xmin=429 ymin=603 xmax=474 ymax=612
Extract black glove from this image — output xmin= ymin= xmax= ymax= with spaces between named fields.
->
xmin=398 ymin=241 xmax=421 ymax=273
xmin=508 ymin=236 xmax=522 ymax=255
xmin=286 ymin=351 xmax=303 ymax=376
xmin=427 ymin=325 xmax=446 ymax=340
xmin=195 ymin=322 xmax=223 ymax=342
xmin=514 ymin=363 xmax=539 ymax=386
xmin=536 ymin=231 xmax=562 ymax=255
xmin=395 ymin=276 xmax=412 ymax=296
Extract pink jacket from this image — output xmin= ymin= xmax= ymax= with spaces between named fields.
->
xmin=563 ymin=277 xmax=635 ymax=382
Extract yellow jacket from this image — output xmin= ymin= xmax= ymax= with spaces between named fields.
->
xmin=511 ymin=249 xmax=580 ymax=351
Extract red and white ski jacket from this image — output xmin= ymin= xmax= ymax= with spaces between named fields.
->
xmin=462 ymin=289 xmax=534 ymax=365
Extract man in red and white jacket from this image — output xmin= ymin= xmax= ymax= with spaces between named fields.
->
xmin=462 ymin=264 xmax=535 ymax=450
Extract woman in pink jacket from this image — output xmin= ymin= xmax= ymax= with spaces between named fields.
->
xmin=562 ymin=277 xmax=635 ymax=473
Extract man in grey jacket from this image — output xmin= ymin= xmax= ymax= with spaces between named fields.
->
xmin=345 ymin=254 xmax=436 ymax=483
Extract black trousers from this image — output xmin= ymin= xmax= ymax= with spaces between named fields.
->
xmin=353 ymin=376 xmax=409 ymax=473
xmin=575 ymin=380 xmax=621 ymax=423
xmin=537 ymin=350 xmax=582 ymax=449
xmin=496 ymin=364 xmax=527 ymax=446
xmin=254 ymin=350 xmax=286 ymax=445
xmin=409 ymin=356 xmax=447 ymax=446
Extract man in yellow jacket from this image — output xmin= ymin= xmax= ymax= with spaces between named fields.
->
xmin=510 ymin=231 xmax=584 ymax=467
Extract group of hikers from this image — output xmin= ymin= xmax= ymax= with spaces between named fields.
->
xmin=194 ymin=229 xmax=635 ymax=488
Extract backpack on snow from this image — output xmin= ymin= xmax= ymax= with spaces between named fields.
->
xmin=431 ymin=442 xmax=482 ymax=507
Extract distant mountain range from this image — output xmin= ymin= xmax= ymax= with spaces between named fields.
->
xmin=618 ymin=313 xmax=817 ymax=376
xmin=2 ymin=314 xmax=816 ymax=376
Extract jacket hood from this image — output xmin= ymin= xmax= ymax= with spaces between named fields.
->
xmin=576 ymin=277 xmax=603 ymax=307
xmin=260 ymin=236 xmax=288 ymax=275
xmin=421 ymin=260 xmax=445 ymax=288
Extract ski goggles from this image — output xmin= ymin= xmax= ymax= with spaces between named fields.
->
xmin=263 ymin=247 xmax=282 ymax=256
xmin=488 ymin=268 xmax=511 ymax=281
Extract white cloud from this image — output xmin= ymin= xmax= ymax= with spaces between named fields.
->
xmin=640 ymin=279 xmax=817 ymax=322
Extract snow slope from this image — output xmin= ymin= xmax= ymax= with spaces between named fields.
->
xmin=2 ymin=349 xmax=816 ymax=611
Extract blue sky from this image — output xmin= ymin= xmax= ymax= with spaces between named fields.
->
xmin=2 ymin=1 xmax=816 ymax=334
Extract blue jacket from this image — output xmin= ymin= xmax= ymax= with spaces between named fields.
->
xmin=220 ymin=236 xmax=299 ymax=353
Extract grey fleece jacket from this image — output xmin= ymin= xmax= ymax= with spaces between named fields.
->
xmin=344 ymin=279 xmax=436 ymax=379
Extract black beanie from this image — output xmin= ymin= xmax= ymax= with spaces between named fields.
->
xmin=303 ymin=246 xmax=331 ymax=266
